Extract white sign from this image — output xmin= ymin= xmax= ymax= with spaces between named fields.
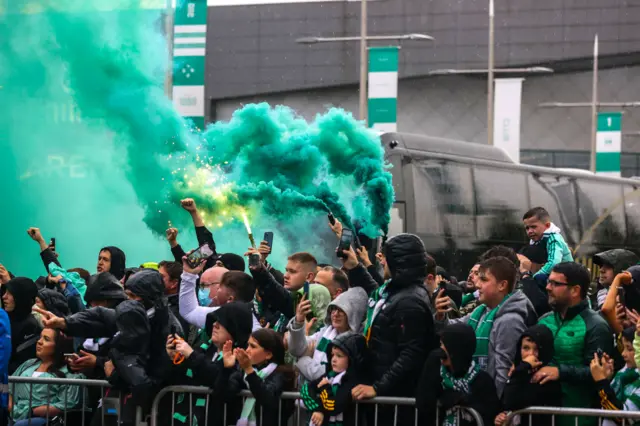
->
xmin=493 ymin=78 xmax=524 ymax=163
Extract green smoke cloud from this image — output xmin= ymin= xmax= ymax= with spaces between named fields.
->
xmin=0 ymin=0 xmax=393 ymax=277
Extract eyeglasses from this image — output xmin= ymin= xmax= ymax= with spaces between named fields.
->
xmin=547 ymin=279 xmax=570 ymax=287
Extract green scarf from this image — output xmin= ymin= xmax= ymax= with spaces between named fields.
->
xmin=440 ymin=362 xmax=481 ymax=426
xmin=363 ymin=281 xmax=389 ymax=343
xmin=237 ymin=363 xmax=278 ymax=426
xmin=467 ymin=294 xmax=511 ymax=369
xmin=611 ymin=367 xmax=640 ymax=411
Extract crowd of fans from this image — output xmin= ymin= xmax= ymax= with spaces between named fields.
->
xmin=1 ymin=200 xmax=640 ymax=426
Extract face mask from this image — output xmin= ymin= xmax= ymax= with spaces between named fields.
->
xmin=198 ymin=288 xmax=212 ymax=307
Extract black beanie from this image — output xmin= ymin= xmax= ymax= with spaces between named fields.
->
xmin=219 ymin=253 xmax=245 ymax=272
xmin=205 ymin=302 xmax=253 ymax=349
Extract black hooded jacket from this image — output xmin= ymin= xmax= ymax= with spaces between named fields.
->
xmin=416 ymin=323 xmax=500 ymax=426
xmin=100 ymin=246 xmax=127 ymax=281
xmin=347 ymin=234 xmax=437 ymax=397
xmin=302 ymin=332 xmax=367 ymax=426
xmin=163 ymin=303 xmax=254 ymax=426
xmin=37 ymin=288 xmax=69 ymax=317
xmin=84 ymin=272 xmax=126 ymax=307
xmin=503 ymin=324 xmax=563 ymax=426
xmin=3 ymin=277 xmax=42 ymax=374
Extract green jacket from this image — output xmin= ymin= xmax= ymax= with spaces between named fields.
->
xmin=539 ymin=300 xmax=614 ymax=426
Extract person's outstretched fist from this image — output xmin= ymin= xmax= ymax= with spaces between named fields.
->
xmin=181 ymin=198 xmax=197 ymax=212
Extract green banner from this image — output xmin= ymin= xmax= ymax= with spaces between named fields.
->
xmin=367 ymin=46 xmax=399 ymax=132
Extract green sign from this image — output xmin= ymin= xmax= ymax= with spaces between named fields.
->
xmin=367 ymin=46 xmax=399 ymax=132
xmin=596 ymin=112 xmax=622 ymax=177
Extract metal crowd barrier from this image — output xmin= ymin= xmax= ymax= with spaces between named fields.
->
xmin=149 ymin=386 xmax=485 ymax=426
xmin=505 ymin=406 xmax=640 ymax=426
xmin=7 ymin=376 xmax=112 ymax=426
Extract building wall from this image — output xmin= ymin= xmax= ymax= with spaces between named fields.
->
xmin=205 ymin=0 xmax=640 ymax=100
xmin=214 ymin=65 xmax=640 ymax=152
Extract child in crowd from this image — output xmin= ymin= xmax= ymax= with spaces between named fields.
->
xmin=496 ymin=324 xmax=562 ymax=426
xmin=300 ymin=332 xmax=366 ymax=426
xmin=416 ymin=323 xmax=500 ymax=426
xmin=216 ymin=328 xmax=294 ymax=426
xmin=522 ymin=207 xmax=573 ymax=283
xmin=591 ymin=326 xmax=640 ymax=426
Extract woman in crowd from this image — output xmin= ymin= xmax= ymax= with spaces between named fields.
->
xmin=9 ymin=328 xmax=83 ymax=426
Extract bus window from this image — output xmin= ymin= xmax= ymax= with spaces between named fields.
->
xmin=527 ymin=174 xmax=580 ymax=248
xmin=575 ymin=181 xmax=626 ymax=252
xmin=623 ymin=184 xmax=640 ymax=248
xmin=415 ymin=162 xmax=475 ymax=238
xmin=473 ymin=167 xmax=528 ymax=243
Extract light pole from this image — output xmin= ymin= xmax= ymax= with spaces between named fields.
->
xmin=164 ymin=0 xmax=173 ymax=99
xmin=296 ymin=33 xmax=434 ymax=123
xmin=590 ymin=34 xmax=599 ymax=172
xmin=487 ymin=0 xmax=495 ymax=145
xmin=359 ymin=0 xmax=367 ymax=122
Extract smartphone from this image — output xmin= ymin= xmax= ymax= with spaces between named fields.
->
xmin=328 ymin=213 xmax=336 ymax=225
xmin=50 ymin=237 xmax=56 ymax=251
xmin=263 ymin=232 xmax=274 ymax=248
xmin=64 ymin=353 xmax=79 ymax=360
xmin=187 ymin=243 xmax=214 ymax=268
xmin=249 ymin=253 xmax=261 ymax=268
xmin=597 ymin=348 xmax=604 ymax=365
xmin=336 ymin=228 xmax=354 ymax=259
xmin=303 ymin=281 xmax=310 ymax=298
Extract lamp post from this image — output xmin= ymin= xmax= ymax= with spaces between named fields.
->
xmin=426 ymin=67 xmax=553 ymax=76
xmin=296 ymin=33 xmax=434 ymax=123
xmin=487 ymin=0 xmax=495 ymax=145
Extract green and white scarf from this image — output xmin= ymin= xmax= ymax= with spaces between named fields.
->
xmin=237 ymin=363 xmax=278 ymax=426
xmin=467 ymin=294 xmax=511 ymax=369
xmin=611 ymin=367 xmax=640 ymax=410
xmin=363 ymin=281 xmax=389 ymax=343
xmin=440 ymin=362 xmax=481 ymax=426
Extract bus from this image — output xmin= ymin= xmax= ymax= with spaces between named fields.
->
xmin=382 ymin=132 xmax=640 ymax=279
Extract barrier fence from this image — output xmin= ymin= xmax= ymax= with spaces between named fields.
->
xmin=4 ymin=378 xmax=485 ymax=426
xmin=504 ymin=406 xmax=640 ymax=426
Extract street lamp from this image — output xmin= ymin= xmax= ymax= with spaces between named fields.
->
xmin=296 ymin=33 xmax=435 ymax=122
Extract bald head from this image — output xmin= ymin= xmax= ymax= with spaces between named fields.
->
xmin=201 ymin=266 xmax=229 ymax=286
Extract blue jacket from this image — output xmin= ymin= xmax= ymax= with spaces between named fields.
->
xmin=0 ymin=309 xmax=11 ymax=409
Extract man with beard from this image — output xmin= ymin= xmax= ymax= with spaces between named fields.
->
xmin=535 ymin=262 xmax=614 ymax=426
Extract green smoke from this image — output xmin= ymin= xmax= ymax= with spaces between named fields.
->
xmin=0 ymin=0 xmax=393 ymax=277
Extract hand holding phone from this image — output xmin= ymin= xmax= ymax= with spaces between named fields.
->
xmin=186 ymin=243 xmax=214 ymax=269
xmin=64 ymin=353 xmax=79 ymax=362
xmin=336 ymin=229 xmax=354 ymax=259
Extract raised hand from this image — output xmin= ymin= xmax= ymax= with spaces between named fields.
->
xmin=222 ymin=340 xmax=236 ymax=368
xmin=32 ymin=307 xmax=66 ymax=329
xmin=295 ymin=295 xmax=312 ymax=324
xmin=180 ymin=198 xmax=197 ymax=213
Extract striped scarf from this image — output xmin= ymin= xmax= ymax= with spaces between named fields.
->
xmin=611 ymin=367 xmax=640 ymax=411
xmin=237 ymin=363 xmax=278 ymax=426
xmin=467 ymin=294 xmax=511 ymax=369
xmin=440 ymin=362 xmax=481 ymax=426
xmin=363 ymin=281 xmax=389 ymax=343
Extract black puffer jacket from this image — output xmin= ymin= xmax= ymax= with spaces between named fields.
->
xmin=37 ymin=288 xmax=69 ymax=317
xmin=347 ymin=233 xmax=437 ymax=397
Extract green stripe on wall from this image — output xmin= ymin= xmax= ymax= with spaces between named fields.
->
xmin=596 ymin=152 xmax=621 ymax=172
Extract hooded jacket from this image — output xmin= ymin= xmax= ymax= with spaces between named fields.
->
xmin=2 ymin=277 xmax=41 ymax=374
xmin=439 ymin=290 xmax=538 ymax=398
xmin=287 ymin=287 xmax=368 ymax=382
xmin=164 ymin=302 xmax=255 ymax=426
xmin=416 ymin=323 xmax=500 ymax=426
xmin=37 ymin=288 xmax=69 ymax=318
xmin=83 ymin=272 xmax=126 ymax=307
xmin=347 ymin=234 xmax=437 ymax=398
xmin=0 ymin=309 xmax=11 ymax=410
xmin=100 ymin=246 xmax=126 ymax=281
xmin=503 ymin=324 xmax=563 ymax=426
xmin=300 ymin=332 xmax=367 ymax=426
